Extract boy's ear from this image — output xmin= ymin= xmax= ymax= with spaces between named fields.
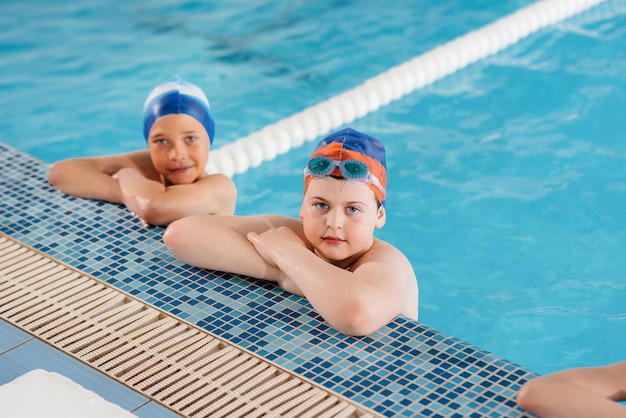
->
xmin=375 ymin=205 xmax=386 ymax=229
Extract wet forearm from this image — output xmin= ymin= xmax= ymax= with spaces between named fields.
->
xmin=48 ymin=161 xmax=123 ymax=203
xmin=164 ymin=215 xmax=283 ymax=281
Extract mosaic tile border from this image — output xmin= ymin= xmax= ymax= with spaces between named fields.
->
xmin=0 ymin=142 xmax=536 ymax=417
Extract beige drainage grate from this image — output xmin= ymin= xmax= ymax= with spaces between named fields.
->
xmin=0 ymin=233 xmax=379 ymax=418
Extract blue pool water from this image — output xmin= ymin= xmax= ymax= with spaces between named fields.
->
xmin=1 ymin=0 xmax=625 ymax=377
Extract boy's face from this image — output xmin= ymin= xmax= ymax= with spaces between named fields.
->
xmin=147 ymin=113 xmax=210 ymax=185
xmin=300 ymin=176 xmax=386 ymax=266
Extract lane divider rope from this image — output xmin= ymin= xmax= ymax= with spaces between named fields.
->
xmin=206 ymin=0 xmax=605 ymax=177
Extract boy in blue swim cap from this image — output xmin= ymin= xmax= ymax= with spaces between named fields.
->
xmin=164 ymin=127 xmax=418 ymax=336
xmin=48 ymin=79 xmax=236 ymax=226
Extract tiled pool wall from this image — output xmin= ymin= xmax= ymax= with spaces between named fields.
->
xmin=0 ymin=142 xmax=536 ymax=417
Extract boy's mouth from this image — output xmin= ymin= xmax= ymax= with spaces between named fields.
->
xmin=323 ymin=236 xmax=345 ymax=245
xmin=169 ymin=165 xmax=192 ymax=175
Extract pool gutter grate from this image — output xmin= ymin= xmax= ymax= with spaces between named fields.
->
xmin=0 ymin=233 xmax=379 ymax=418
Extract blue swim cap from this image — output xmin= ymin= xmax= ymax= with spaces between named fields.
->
xmin=143 ymin=79 xmax=215 ymax=144
xmin=306 ymin=128 xmax=387 ymax=205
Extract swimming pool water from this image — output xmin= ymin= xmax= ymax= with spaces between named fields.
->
xmin=0 ymin=0 xmax=534 ymax=161
xmin=1 ymin=0 xmax=625 ymax=376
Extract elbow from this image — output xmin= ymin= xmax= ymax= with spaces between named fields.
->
xmin=328 ymin=303 xmax=390 ymax=337
xmin=516 ymin=378 xmax=545 ymax=414
xmin=163 ymin=217 xmax=194 ymax=262
xmin=163 ymin=221 xmax=177 ymax=249
xmin=48 ymin=161 xmax=81 ymax=196
xmin=139 ymin=206 xmax=174 ymax=227
xmin=47 ymin=162 xmax=65 ymax=189
xmin=131 ymin=197 xmax=177 ymax=226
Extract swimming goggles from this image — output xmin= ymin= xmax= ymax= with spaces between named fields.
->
xmin=304 ymin=157 xmax=386 ymax=199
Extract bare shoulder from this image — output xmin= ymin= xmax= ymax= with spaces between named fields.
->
xmin=371 ymin=240 xmax=416 ymax=288
xmin=355 ymin=239 xmax=419 ymax=319
xmin=167 ymin=173 xmax=237 ymax=215
xmin=195 ymin=172 xmax=236 ymax=190
xmin=113 ymin=150 xmax=155 ymax=174
xmin=363 ymin=240 xmax=414 ymax=272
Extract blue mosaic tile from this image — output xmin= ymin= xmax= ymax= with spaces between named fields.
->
xmin=0 ymin=142 xmax=537 ymax=417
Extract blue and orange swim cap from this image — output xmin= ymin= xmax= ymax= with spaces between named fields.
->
xmin=304 ymin=128 xmax=387 ymax=205
xmin=143 ymin=78 xmax=215 ymax=144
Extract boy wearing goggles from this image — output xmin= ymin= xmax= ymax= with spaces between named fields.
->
xmin=164 ymin=128 xmax=418 ymax=336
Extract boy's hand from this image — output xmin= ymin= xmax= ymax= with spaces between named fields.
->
xmin=247 ymin=227 xmax=305 ymax=264
xmin=113 ymin=168 xmax=152 ymax=227
xmin=247 ymin=227 xmax=306 ymax=296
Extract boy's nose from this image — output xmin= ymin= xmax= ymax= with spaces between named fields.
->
xmin=325 ymin=208 xmax=344 ymax=228
xmin=169 ymin=143 xmax=187 ymax=160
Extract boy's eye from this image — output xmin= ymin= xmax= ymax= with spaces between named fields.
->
xmin=185 ymin=135 xmax=198 ymax=143
xmin=153 ymin=138 xmax=167 ymax=145
xmin=315 ymin=202 xmax=329 ymax=210
xmin=347 ymin=206 xmax=360 ymax=214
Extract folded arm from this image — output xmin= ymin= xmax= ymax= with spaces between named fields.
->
xmin=48 ymin=151 xmax=236 ymax=225
xmin=115 ymin=168 xmax=236 ymax=226
xmin=163 ymin=214 xmax=305 ymax=284
xmin=165 ymin=214 xmax=416 ymax=336
xmin=247 ymin=228 xmax=416 ymax=336
xmin=47 ymin=156 xmax=131 ymax=203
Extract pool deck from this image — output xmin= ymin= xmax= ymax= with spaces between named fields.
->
xmin=0 ymin=142 xmax=537 ymax=417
